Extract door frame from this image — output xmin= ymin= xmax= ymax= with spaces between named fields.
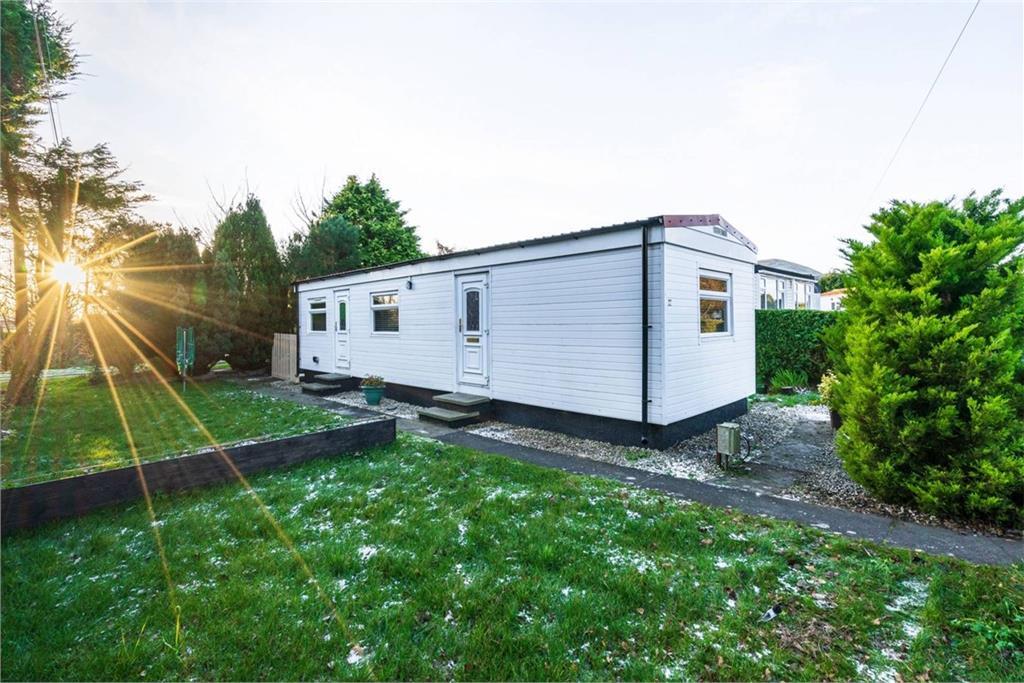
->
xmin=453 ymin=271 xmax=491 ymax=394
xmin=332 ymin=288 xmax=350 ymax=372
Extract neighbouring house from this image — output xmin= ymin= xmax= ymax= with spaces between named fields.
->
xmin=820 ymin=288 xmax=846 ymax=311
xmin=755 ymin=259 xmax=822 ymax=310
xmin=294 ymin=214 xmax=758 ymax=448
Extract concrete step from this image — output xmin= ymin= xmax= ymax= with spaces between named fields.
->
xmin=433 ymin=392 xmax=492 ymax=415
xmin=300 ymin=382 xmax=345 ymax=396
xmin=418 ymin=406 xmax=481 ymax=427
xmin=314 ymin=373 xmax=355 ymax=387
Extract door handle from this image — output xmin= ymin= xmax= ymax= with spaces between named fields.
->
xmin=458 ymin=318 xmax=462 ymax=332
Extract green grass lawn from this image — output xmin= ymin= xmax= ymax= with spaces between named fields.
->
xmin=749 ymin=391 xmax=822 ymax=407
xmin=0 ymin=377 xmax=346 ymax=487
xmin=2 ymin=433 xmax=1021 ymax=681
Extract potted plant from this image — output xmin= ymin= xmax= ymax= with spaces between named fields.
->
xmin=360 ymin=375 xmax=386 ymax=406
xmin=818 ymin=371 xmax=841 ymax=430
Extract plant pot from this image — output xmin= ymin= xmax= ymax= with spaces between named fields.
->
xmin=361 ymin=387 xmax=385 ymax=406
xmin=829 ymin=409 xmax=842 ymax=430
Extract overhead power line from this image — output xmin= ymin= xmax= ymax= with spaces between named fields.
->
xmin=869 ymin=0 xmax=982 ymax=199
xmin=28 ymin=0 xmax=60 ymax=144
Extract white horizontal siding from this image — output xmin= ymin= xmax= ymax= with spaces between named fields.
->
xmin=489 ymin=246 xmax=661 ymax=422
xmin=299 ymin=273 xmax=456 ymax=391
xmin=662 ymin=245 xmax=756 ymax=424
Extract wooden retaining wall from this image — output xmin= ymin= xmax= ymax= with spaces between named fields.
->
xmin=272 ymin=333 xmax=297 ymax=382
xmin=1 ymin=417 xmax=396 ymax=534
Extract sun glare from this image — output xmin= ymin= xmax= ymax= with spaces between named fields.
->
xmin=51 ymin=260 xmax=86 ymax=289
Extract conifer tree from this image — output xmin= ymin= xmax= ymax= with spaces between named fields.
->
xmin=205 ymin=195 xmax=287 ymax=371
xmin=834 ymin=190 xmax=1024 ymax=525
xmin=321 ymin=175 xmax=423 ymax=267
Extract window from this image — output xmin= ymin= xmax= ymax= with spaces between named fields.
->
xmin=699 ymin=272 xmax=731 ymax=335
xmin=371 ymin=291 xmax=399 ymax=333
xmin=465 ymin=289 xmax=480 ymax=332
xmin=308 ymin=298 xmax=327 ymax=333
xmin=337 ymin=300 xmax=347 ymax=331
xmin=759 ymin=277 xmax=773 ymax=310
xmin=796 ymin=281 xmax=808 ymax=309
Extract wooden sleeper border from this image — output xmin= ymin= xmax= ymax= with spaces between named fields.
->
xmin=1 ymin=416 xmax=396 ymax=533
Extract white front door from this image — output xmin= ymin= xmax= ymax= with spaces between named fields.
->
xmin=456 ymin=273 xmax=488 ymax=388
xmin=333 ymin=290 xmax=350 ymax=371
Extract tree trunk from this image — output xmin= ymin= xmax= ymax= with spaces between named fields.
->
xmin=1 ymin=144 xmax=39 ymax=404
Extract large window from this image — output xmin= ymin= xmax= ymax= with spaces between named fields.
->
xmin=760 ymin=276 xmax=783 ymax=310
xmin=371 ymin=291 xmax=399 ymax=333
xmin=699 ymin=271 xmax=731 ymax=335
xmin=795 ymin=281 xmax=809 ymax=309
xmin=308 ymin=298 xmax=327 ymax=333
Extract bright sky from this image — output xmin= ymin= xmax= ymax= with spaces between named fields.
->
xmin=53 ymin=1 xmax=1022 ymax=271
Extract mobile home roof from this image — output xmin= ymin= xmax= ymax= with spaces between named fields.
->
xmin=292 ymin=213 xmax=755 ymax=286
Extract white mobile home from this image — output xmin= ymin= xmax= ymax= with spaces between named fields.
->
xmin=294 ymin=214 xmax=757 ymax=448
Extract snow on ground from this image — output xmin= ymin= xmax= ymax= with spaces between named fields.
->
xmin=851 ymin=578 xmax=930 ymax=682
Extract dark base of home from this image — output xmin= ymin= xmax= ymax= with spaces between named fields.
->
xmin=300 ymin=369 xmax=747 ymax=450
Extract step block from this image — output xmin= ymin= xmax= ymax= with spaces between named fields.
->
xmin=314 ymin=373 xmax=355 ymax=387
xmin=418 ymin=407 xmax=481 ymax=427
xmin=300 ymin=382 xmax=344 ymax=396
xmin=433 ymin=392 xmax=492 ymax=414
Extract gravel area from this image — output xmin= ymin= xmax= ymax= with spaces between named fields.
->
xmin=467 ymin=402 xmax=816 ymax=483
xmin=791 ymin=444 xmax=1019 ymax=538
xmin=323 ymin=391 xmax=423 ymax=420
xmin=465 ymin=402 xmax=1018 ymax=538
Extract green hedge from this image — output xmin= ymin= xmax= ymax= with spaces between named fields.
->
xmin=755 ymin=309 xmax=839 ymax=391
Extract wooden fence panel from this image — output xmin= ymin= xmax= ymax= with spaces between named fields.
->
xmin=272 ymin=333 xmax=297 ymax=382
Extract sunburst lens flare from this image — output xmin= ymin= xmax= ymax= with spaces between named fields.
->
xmin=51 ymin=260 xmax=87 ymax=289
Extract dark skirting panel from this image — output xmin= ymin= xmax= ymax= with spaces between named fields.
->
xmin=491 ymin=398 xmax=748 ymax=450
xmin=1 ymin=417 xmax=396 ymax=534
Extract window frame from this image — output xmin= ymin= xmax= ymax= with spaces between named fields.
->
xmin=369 ymin=290 xmax=400 ymax=335
xmin=698 ymin=270 xmax=733 ymax=338
xmin=307 ymin=297 xmax=328 ymax=335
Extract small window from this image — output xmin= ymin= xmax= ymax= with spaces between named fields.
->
xmin=308 ymin=299 xmax=327 ymax=333
xmin=337 ymin=301 xmax=347 ymax=331
xmin=699 ymin=271 xmax=731 ymax=335
xmin=371 ymin=291 xmax=399 ymax=333
xmin=465 ymin=289 xmax=481 ymax=332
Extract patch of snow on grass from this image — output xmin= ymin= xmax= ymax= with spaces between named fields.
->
xmin=886 ymin=579 xmax=928 ymax=614
xmin=606 ymin=546 xmax=657 ymax=574
xmin=346 ymin=645 xmax=368 ymax=665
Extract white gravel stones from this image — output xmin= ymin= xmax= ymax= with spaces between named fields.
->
xmin=324 ymin=391 xmax=422 ymax=419
xmin=466 ymin=401 xmax=816 ymax=484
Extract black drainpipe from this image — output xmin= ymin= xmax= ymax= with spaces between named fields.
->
xmin=294 ymin=283 xmax=301 ymax=380
xmin=640 ymin=223 xmax=650 ymax=446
